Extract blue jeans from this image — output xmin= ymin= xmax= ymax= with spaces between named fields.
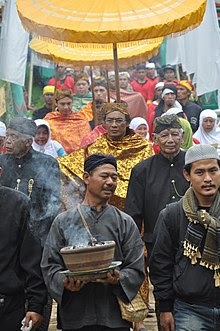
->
xmin=174 ymin=299 xmax=220 ymax=331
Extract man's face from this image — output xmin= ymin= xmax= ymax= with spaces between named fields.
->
xmin=177 ymin=86 xmax=190 ymax=102
xmin=57 ymin=65 xmax=66 ymax=78
xmin=202 ymin=117 xmax=215 ymax=133
xmin=83 ymin=164 xmax=118 ymax=203
xmin=34 ymin=126 xmax=49 ymax=146
xmin=184 ymin=159 xmax=220 ymax=205
xmin=164 ymin=69 xmax=175 ymax=82
xmin=5 ymin=129 xmax=32 ymax=158
xmin=154 ymin=128 xmax=183 ymax=158
xmin=75 ymin=79 xmax=89 ymax=96
xmin=104 ymin=111 xmax=127 ymax=141
xmin=146 ymin=68 xmax=156 ymax=79
xmin=43 ymin=93 xmax=54 ymax=108
xmin=137 ymin=69 xmax=146 ymax=81
xmin=119 ymin=76 xmax=129 ymax=89
xmin=163 ymin=92 xmax=176 ymax=107
xmin=108 ymin=77 xmax=116 ymax=90
xmin=57 ymin=97 xmax=73 ymax=115
xmin=93 ymin=86 xmax=107 ymax=102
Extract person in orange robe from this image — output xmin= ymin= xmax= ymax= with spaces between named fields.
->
xmin=44 ymin=89 xmax=91 ymax=154
xmin=79 ymin=78 xmax=109 ymax=147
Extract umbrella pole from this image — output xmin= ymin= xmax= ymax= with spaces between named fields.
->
xmin=106 ymin=68 xmax=111 ymax=103
xmin=90 ymin=66 xmax=98 ymax=126
xmin=52 ymin=64 xmax=59 ymax=112
xmin=113 ymin=43 xmax=120 ymax=102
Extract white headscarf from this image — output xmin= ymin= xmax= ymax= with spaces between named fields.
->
xmin=32 ymin=119 xmax=63 ymax=158
xmin=129 ymin=117 xmax=149 ymax=139
xmin=193 ymin=109 xmax=220 ymax=155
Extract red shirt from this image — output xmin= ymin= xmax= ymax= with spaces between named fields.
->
xmin=48 ymin=76 xmax=75 ymax=92
xmin=131 ymin=78 xmax=158 ymax=103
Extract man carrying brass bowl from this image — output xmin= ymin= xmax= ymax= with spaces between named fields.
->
xmin=41 ymin=153 xmax=145 ymax=331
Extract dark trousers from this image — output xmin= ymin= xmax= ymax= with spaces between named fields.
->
xmin=0 ymin=294 xmax=25 ymax=331
xmin=0 ymin=306 xmax=25 ymax=330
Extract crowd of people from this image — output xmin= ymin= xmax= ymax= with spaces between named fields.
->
xmin=0 ymin=61 xmax=220 ymax=331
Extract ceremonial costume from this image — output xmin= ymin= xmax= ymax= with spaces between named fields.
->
xmin=59 ymin=131 xmax=153 ymax=209
xmin=44 ymin=111 xmax=91 ymax=154
xmin=41 ymin=204 xmax=145 ymax=330
xmin=79 ymin=124 xmax=107 ymax=148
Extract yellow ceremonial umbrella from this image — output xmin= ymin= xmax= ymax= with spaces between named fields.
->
xmin=17 ymin=0 xmax=207 ymax=100
xmin=29 ymin=37 xmax=163 ymax=67
xmin=17 ymin=0 xmax=206 ymax=44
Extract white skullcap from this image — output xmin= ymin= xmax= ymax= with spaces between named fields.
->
xmin=146 ymin=62 xmax=155 ymax=69
xmin=0 ymin=121 xmax=6 ymax=136
xmin=185 ymin=144 xmax=219 ymax=165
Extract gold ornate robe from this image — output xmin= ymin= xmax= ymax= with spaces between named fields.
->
xmin=59 ymin=132 xmax=154 ymax=210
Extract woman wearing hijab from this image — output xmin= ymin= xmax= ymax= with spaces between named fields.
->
xmin=129 ymin=117 xmax=150 ymax=139
xmin=33 ymin=119 xmax=67 ymax=158
xmin=193 ymin=109 xmax=220 ymax=155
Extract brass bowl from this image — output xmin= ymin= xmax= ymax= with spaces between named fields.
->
xmin=60 ymin=240 xmax=116 ymax=272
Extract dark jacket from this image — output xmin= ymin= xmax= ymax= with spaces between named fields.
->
xmin=181 ymin=100 xmax=202 ymax=133
xmin=0 ymin=186 xmax=47 ymax=313
xmin=125 ymin=151 xmax=189 ymax=254
xmin=0 ymin=148 xmax=61 ymax=245
xmin=32 ymin=106 xmax=52 ymax=120
xmin=149 ymin=200 xmax=220 ymax=312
